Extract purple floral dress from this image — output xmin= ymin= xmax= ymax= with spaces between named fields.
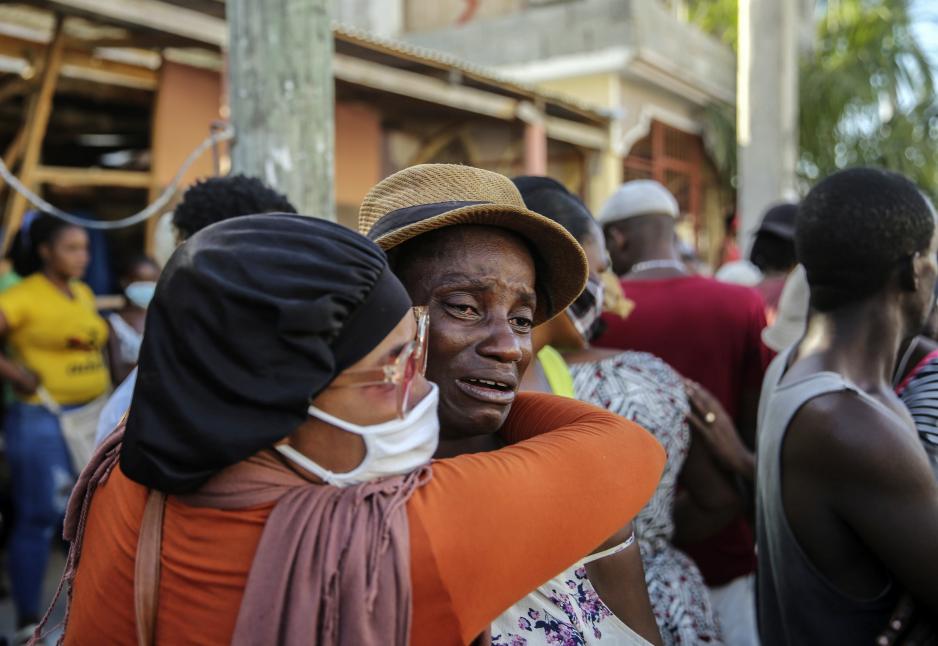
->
xmin=492 ymin=539 xmax=648 ymax=646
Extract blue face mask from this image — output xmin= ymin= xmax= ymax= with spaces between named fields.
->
xmin=125 ymin=281 xmax=157 ymax=309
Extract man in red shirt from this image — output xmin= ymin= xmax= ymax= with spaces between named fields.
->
xmin=595 ymin=179 xmax=769 ymax=646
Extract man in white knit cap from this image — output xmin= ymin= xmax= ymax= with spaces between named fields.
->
xmin=594 ymin=179 xmax=769 ymax=646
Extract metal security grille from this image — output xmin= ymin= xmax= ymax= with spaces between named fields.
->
xmin=623 ymin=120 xmax=702 ymax=217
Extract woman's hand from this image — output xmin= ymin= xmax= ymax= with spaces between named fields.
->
xmin=13 ymin=367 xmax=39 ymax=396
xmin=684 ymin=379 xmax=755 ymax=481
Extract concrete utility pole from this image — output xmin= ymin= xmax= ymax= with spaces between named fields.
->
xmin=736 ymin=0 xmax=799 ymax=251
xmin=228 ymin=0 xmax=335 ymax=219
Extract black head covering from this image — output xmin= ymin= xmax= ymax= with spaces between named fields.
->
xmin=121 ymin=214 xmax=412 ymax=494
xmin=757 ymin=202 xmax=798 ymax=240
xmin=511 ymin=176 xmax=596 ymax=244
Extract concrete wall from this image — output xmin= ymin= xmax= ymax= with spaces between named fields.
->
xmin=334 ymin=0 xmax=404 ymax=37
xmin=404 ymin=0 xmax=525 ymax=33
xmin=405 ymin=0 xmax=736 ymax=101
xmin=406 ymin=0 xmax=635 ymax=67
xmin=537 ymin=73 xmax=620 ymax=109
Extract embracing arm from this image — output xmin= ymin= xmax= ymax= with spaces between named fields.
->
xmin=414 ymin=393 xmax=665 ymax=644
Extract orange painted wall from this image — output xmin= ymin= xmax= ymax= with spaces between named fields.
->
xmin=151 ymin=61 xmax=223 ymax=190
xmin=151 ymin=64 xmax=382 ymax=223
xmin=335 ymin=102 xmax=382 ymax=210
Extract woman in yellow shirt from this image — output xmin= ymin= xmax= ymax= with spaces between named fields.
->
xmin=0 ymin=213 xmax=109 ymax=640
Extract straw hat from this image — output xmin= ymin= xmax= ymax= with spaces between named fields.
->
xmin=358 ymin=164 xmax=588 ymax=324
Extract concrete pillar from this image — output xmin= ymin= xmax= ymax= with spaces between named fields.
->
xmin=228 ymin=0 xmax=334 ymax=218
xmin=736 ymin=0 xmax=799 ymax=252
xmin=586 ymin=148 xmax=623 ymax=215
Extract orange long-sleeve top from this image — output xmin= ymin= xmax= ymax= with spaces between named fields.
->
xmin=64 ymin=393 xmax=664 ymax=645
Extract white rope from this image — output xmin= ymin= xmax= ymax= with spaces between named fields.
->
xmin=0 ymin=125 xmax=234 ymax=231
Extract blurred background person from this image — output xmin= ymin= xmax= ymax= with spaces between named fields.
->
xmin=717 ymin=212 xmax=741 ymax=267
xmin=761 ymin=265 xmax=809 ymax=354
xmin=749 ymin=202 xmax=798 ymax=324
xmin=105 ymin=256 xmax=160 ymax=385
xmin=893 ymin=281 xmax=938 ymax=481
xmin=0 ymin=214 xmax=108 ymax=641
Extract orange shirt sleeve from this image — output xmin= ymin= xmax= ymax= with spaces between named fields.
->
xmin=409 ymin=393 xmax=665 ymax=644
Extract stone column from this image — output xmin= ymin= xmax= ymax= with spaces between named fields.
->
xmin=736 ymin=0 xmax=799 ymax=251
xmin=228 ymin=0 xmax=334 ymax=218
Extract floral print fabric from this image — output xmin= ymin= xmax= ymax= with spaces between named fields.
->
xmin=569 ymin=351 xmax=722 ymax=645
xmin=492 ymin=565 xmax=648 ymax=646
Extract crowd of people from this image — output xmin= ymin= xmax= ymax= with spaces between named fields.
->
xmin=0 ymin=160 xmax=934 ymax=646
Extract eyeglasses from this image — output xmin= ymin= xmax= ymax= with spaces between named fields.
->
xmin=330 ymin=306 xmax=429 ymax=417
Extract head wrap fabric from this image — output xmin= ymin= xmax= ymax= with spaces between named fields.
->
xmin=121 ymin=214 xmax=412 ymax=494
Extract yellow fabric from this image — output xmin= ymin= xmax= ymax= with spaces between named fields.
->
xmin=0 ymin=273 xmax=109 ymax=405
xmin=537 ymin=345 xmax=576 ymax=399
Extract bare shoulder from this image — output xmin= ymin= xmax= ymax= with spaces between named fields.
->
xmin=788 ymin=390 xmax=929 ymax=490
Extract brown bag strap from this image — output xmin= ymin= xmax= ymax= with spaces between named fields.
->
xmin=134 ymin=490 xmax=166 ymax=646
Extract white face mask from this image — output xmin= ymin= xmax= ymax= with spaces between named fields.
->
xmin=125 ymin=281 xmax=157 ymax=309
xmin=275 ymin=382 xmax=439 ymax=487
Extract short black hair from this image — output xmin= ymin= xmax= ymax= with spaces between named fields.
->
xmin=796 ymin=167 xmax=935 ymax=311
xmin=9 ymin=213 xmax=80 ymax=276
xmin=512 ymin=176 xmax=598 ymax=245
xmin=172 ymin=174 xmax=297 ymax=240
xmin=750 ymin=232 xmax=796 ymax=274
xmin=119 ymin=254 xmax=160 ymax=280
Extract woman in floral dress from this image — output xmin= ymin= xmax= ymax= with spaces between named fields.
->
xmin=569 ymin=352 xmax=723 ymax=645
xmin=493 ymin=176 xmax=722 ymax=646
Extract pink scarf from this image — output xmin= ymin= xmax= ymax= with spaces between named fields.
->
xmin=34 ymin=427 xmax=431 ymax=646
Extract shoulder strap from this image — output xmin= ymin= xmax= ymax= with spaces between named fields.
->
xmin=134 ymin=490 xmax=166 ymax=646
xmin=580 ymin=531 xmax=636 ymax=566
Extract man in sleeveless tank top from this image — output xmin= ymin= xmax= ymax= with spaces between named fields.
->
xmin=756 ymin=168 xmax=938 ymax=644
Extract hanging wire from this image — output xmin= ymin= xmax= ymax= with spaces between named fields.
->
xmin=0 ymin=125 xmax=234 ymax=231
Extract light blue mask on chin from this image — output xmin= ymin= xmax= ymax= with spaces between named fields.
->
xmin=125 ymin=281 xmax=157 ymax=309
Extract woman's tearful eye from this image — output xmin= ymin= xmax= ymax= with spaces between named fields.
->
xmin=510 ymin=316 xmax=534 ymax=333
xmin=445 ymin=302 xmax=480 ymax=319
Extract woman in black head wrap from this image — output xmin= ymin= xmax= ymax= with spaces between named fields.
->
xmin=43 ymin=212 xmax=663 ymax=646
xmin=45 ymin=214 xmax=440 ymax=646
